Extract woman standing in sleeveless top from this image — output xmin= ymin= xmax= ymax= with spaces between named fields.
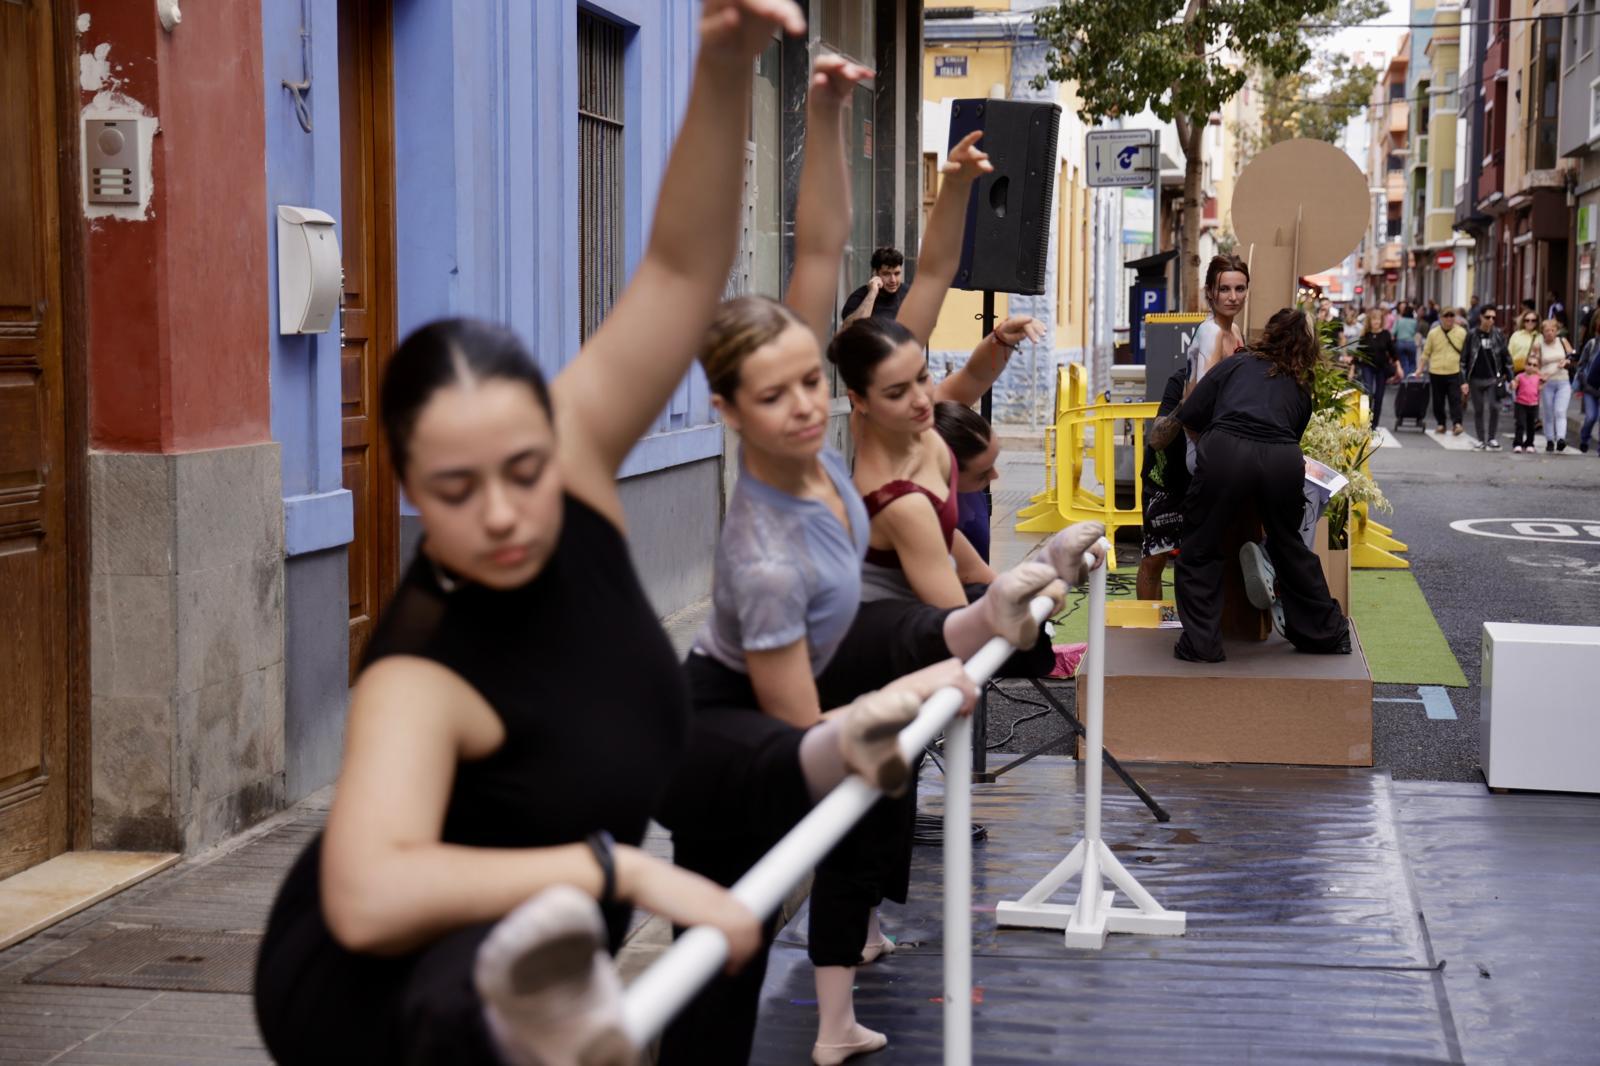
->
xmin=253 ymin=7 xmax=822 ymax=1064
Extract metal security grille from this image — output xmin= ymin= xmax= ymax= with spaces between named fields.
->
xmin=578 ymin=12 xmax=625 ymax=342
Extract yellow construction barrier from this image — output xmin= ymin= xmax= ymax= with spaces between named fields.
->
xmin=1016 ymin=364 xmax=1158 ymax=570
xmin=1342 ymin=388 xmax=1410 ymax=569
xmin=1016 ymin=368 xmax=1408 ymax=572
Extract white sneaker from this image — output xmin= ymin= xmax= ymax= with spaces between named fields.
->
xmin=475 ymin=885 xmax=635 ymax=1066
xmin=1239 ymin=542 xmax=1286 ymax=638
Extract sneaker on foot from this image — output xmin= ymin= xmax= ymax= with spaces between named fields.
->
xmin=1238 ymin=541 xmax=1276 ymax=611
xmin=475 ymin=886 xmax=633 ymax=1066
xmin=1557 ymin=438 xmax=1567 ymax=452
xmin=1488 ymin=439 xmax=1502 ymax=450
xmin=1547 ymin=441 xmax=1556 ymax=452
xmin=1453 ymin=423 xmax=1464 ymax=436
xmin=1436 ymin=424 xmax=1447 ymax=434
xmin=1472 ymin=440 xmax=1485 ymax=450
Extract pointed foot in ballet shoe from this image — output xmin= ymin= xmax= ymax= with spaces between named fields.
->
xmin=476 ymin=885 xmax=630 ymax=1066
xmin=813 ymin=1026 xmax=888 ymax=1065
xmin=858 ymin=933 xmax=897 ymax=965
xmin=842 ymin=691 xmax=920 ymax=796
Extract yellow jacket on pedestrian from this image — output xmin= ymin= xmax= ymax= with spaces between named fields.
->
xmin=1422 ymin=324 xmax=1466 ymax=375
xmin=1508 ymin=328 xmax=1537 ymax=371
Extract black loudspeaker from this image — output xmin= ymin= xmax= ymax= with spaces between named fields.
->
xmin=946 ymin=98 xmax=1061 ymax=296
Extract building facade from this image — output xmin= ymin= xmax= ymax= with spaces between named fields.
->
xmin=1559 ymin=0 xmax=1600 ymax=318
xmin=1 ymin=0 xmax=927 ymax=889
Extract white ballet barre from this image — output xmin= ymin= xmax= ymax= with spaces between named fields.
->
xmin=620 ymin=592 xmax=1060 ymax=1064
xmin=995 ymin=539 xmax=1186 ymax=948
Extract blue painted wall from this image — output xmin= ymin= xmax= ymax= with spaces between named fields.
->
xmin=261 ymin=0 xmax=352 ymax=802
xmin=391 ymin=0 xmax=719 ymax=479
xmin=263 ymin=0 xmax=351 ymax=553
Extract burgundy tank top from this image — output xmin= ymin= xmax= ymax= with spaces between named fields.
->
xmin=861 ymin=446 xmax=960 ymax=569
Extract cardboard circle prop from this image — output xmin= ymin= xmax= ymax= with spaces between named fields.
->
xmin=1232 ymin=139 xmax=1369 ymax=276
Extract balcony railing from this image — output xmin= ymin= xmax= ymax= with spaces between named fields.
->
xmin=1413 ymin=136 xmax=1429 ymax=168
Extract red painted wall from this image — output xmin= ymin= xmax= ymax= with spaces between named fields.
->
xmin=82 ymin=0 xmax=269 ymax=453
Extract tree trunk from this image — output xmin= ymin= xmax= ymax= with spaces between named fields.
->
xmin=1180 ymin=117 xmax=1206 ymax=314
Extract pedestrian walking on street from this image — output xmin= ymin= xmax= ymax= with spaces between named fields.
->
xmin=1509 ymin=308 xmax=1540 ymax=372
xmin=1393 ymin=301 xmax=1420 ymax=377
xmin=1574 ymin=313 xmax=1600 ymax=451
xmin=251 ymin=7 xmax=813 ymax=1065
xmin=1573 ymin=313 xmax=1600 ymax=452
xmin=1461 ymin=306 xmax=1510 ymax=449
xmin=1171 ymin=308 xmax=1350 ymax=663
xmin=1418 ymin=306 xmax=1466 ymax=434
xmin=1511 ymin=364 xmax=1542 ymax=452
xmin=1356 ymin=307 xmax=1398 ymax=429
xmin=1532 ymin=318 xmax=1576 ymax=451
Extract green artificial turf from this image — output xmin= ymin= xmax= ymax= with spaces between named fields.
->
xmin=1349 ymin=569 xmax=1469 ymax=687
xmin=1049 ymin=566 xmax=1468 ymax=689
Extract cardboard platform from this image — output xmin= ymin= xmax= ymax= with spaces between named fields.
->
xmin=1077 ymin=624 xmax=1373 ymax=766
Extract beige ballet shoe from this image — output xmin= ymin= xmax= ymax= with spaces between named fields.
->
xmin=812 ymin=1025 xmax=888 ymax=1065
xmin=839 ymin=690 xmax=921 ymax=796
xmin=858 ymin=933 xmax=897 ymax=965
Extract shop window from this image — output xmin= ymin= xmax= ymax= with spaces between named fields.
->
xmin=577 ymin=11 xmax=626 ymax=341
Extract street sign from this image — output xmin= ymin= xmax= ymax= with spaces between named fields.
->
xmin=1086 ymin=129 xmax=1156 ymax=188
xmin=1436 ymin=250 xmax=1456 ymax=268
xmin=934 ymin=55 xmax=968 ymax=78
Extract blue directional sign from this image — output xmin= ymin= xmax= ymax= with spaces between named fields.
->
xmin=1087 ymin=129 xmax=1157 ymax=188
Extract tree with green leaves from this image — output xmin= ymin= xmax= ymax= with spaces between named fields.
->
xmin=1033 ymin=0 xmax=1382 ymax=311
xmin=1255 ymin=54 xmax=1379 ymax=150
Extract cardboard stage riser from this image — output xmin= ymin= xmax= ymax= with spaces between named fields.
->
xmin=1077 ymin=627 xmax=1373 ymax=767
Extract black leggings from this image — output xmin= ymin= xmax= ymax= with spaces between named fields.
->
xmin=1512 ymin=402 xmax=1539 ymax=447
xmin=1174 ymin=431 xmax=1347 ymax=662
xmin=657 ymin=598 xmax=955 ymax=1066
xmin=1430 ymin=371 xmax=1463 ymax=427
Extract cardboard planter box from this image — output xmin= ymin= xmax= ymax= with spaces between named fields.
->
xmin=1312 ymin=514 xmax=1351 ymax=617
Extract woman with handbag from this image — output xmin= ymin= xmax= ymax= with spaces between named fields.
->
xmin=1531 ymin=318 xmax=1577 ymax=451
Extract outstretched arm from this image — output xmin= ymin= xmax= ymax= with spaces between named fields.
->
xmin=936 ymin=315 xmax=1045 ymax=405
xmin=552 ymin=1 xmax=806 ymax=528
xmin=894 ymin=131 xmax=992 ymax=347
xmin=785 ymin=55 xmax=872 ymax=338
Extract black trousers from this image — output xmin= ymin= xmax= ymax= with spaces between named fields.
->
xmin=1174 ymin=432 xmax=1347 ymax=662
xmin=1430 ymin=371 xmax=1463 ymax=427
xmin=1357 ymin=363 xmax=1389 ymax=428
xmin=254 ymin=843 xmax=504 ymax=1066
xmin=1512 ymin=402 xmax=1539 ymax=447
xmin=1467 ymin=378 xmax=1500 ymax=442
xmin=657 ymin=598 xmax=954 ymax=1066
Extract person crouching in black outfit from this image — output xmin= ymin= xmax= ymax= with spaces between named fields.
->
xmin=1170 ymin=308 xmax=1351 ymax=663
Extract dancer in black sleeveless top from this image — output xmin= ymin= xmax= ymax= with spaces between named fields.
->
xmin=254 ymin=6 xmax=818 ymax=1063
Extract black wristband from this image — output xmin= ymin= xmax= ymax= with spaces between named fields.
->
xmin=585 ymin=830 xmax=617 ymax=905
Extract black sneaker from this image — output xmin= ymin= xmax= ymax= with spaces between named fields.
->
xmin=1557 ymin=438 xmax=1567 ymax=452
xmin=1546 ymin=441 xmax=1555 ymax=452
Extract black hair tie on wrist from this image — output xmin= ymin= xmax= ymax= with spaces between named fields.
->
xmin=585 ymin=830 xmax=617 ymax=905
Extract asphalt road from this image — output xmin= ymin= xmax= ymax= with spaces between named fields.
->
xmin=980 ymin=404 xmax=1600 ymax=784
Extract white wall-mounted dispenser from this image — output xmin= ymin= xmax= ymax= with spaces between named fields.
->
xmin=276 ymin=205 xmax=341 ymax=335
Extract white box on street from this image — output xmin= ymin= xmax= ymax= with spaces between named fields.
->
xmin=1480 ymin=622 xmax=1600 ymax=794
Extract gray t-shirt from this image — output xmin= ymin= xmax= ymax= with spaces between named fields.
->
xmin=693 ymin=448 xmax=870 ymax=676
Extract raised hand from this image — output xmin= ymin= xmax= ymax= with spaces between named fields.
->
xmin=810 ymin=52 xmax=872 ymax=111
xmin=699 ymin=0 xmax=805 ymax=64
xmin=941 ymin=130 xmax=993 ymax=184
xmin=994 ymin=315 xmax=1047 ymax=348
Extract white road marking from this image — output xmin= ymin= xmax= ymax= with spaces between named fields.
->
xmin=1373 ymin=427 xmax=1402 ymax=448
xmin=1423 ymin=427 xmax=1482 ymax=450
xmin=1451 ymin=519 xmax=1600 ymax=545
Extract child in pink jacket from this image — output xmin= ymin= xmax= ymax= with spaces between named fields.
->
xmin=1511 ymin=367 xmax=1542 ymax=452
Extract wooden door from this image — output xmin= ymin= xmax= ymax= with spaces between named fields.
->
xmin=0 ymin=0 xmax=71 ymax=879
xmin=338 ymin=0 xmax=399 ymax=679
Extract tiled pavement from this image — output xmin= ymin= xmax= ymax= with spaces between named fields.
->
xmin=0 ymin=431 xmax=1052 ymax=1063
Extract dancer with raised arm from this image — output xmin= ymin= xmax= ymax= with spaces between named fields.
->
xmin=655 ymin=59 xmax=1094 ymax=1064
xmin=253 ymin=6 xmax=819 ymax=1065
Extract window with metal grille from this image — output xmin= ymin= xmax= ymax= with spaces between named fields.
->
xmin=578 ymin=12 xmax=625 ymax=342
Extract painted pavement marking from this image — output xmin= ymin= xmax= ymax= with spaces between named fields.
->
xmin=1450 ymin=518 xmax=1600 ymax=546
xmin=1373 ymin=685 xmax=1457 ymax=721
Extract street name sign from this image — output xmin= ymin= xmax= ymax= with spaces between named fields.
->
xmin=1086 ymin=129 xmax=1156 ymax=188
